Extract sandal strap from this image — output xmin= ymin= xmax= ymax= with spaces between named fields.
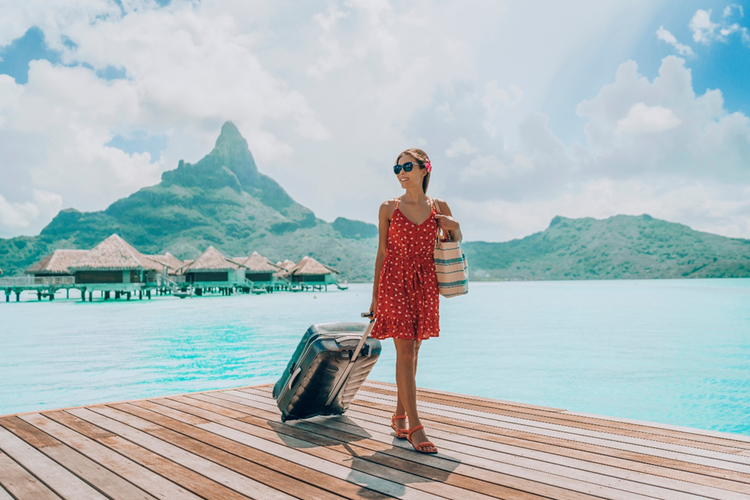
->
xmin=407 ymin=425 xmax=424 ymax=437
xmin=415 ymin=441 xmax=435 ymax=449
xmin=391 ymin=414 xmax=406 ymax=421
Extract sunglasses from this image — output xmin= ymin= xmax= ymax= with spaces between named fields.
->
xmin=393 ymin=162 xmax=419 ymax=174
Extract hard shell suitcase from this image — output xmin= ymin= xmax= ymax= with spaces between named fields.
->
xmin=273 ymin=316 xmax=381 ymax=422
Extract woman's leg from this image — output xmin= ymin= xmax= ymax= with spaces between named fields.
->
xmin=394 ymin=339 xmax=421 ymax=417
xmin=394 ymin=338 xmax=435 ymax=452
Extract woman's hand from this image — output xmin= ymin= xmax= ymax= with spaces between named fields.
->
xmin=435 ymin=214 xmax=459 ymax=232
xmin=369 ymin=296 xmax=378 ymax=318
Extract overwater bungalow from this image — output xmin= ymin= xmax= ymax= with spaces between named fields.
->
xmin=240 ymin=251 xmax=286 ymax=292
xmin=67 ymin=234 xmax=161 ymax=301
xmin=146 ymin=252 xmax=184 ymax=276
xmin=242 ymin=252 xmax=281 ymax=282
xmin=274 ymin=259 xmax=295 ymax=278
xmin=22 ymin=249 xmax=88 ymax=299
xmin=25 ymin=249 xmax=88 ymax=279
xmin=288 ymin=256 xmax=340 ymax=291
xmin=180 ymin=246 xmax=247 ymax=295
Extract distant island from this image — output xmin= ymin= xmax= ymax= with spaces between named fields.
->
xmin=463 ymin=215 xmax=750 ymax=280
xmin=1 ymin=122 xmax=749 ymax=281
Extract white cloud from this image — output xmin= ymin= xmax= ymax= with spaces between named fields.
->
xmin=0 ymin=0 xmax=331 ymax=235
xmin=723 ymin=4 xmax=744 ymax=19
xmin=656 ymin=26 xmax=694 ymax=56
xmin=0 ymin=189 xmax=62 ymax=235
xmin=690 ymin=8 xmax=749 ymax=45
xmin=691 ymin=10 xmax=719 ymax=44
xmin=2 ymin=0 xmax=750 ymax=246
xmin=447 ymin=55 xmax=750 ymax=240
xmin=454 ymin=179 xmax=750 ymax=242
xmin=482 ymin=80 xmax=523 ymax=136
xmin=445 ymin=137 xmax=478 ymax=157
xmin=616 ymin=103 xmax=681 ymax=134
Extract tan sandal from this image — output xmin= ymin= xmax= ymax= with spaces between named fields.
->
xmin=406 ymin=425 xmax=437 ymax=454
xmin=391 ymin=414 xmax=408 ymax=439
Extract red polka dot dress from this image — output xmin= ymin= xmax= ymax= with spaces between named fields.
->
xmin=371 ymin=198 xmax=440 ymax=340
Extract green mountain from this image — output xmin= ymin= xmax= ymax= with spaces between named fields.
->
xmin=463 ymin=214 xmax=750 ymax=280
xmin=0 ymin=122 xmax=378 ymax=280
xmin=2 ymin=122 xmax=750 ymax=282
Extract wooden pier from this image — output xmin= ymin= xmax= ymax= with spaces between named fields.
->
xmin=1 ymin=381 xmax=749 ymax=499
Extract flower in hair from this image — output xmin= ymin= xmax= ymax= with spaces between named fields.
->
xmin=424 ymin=161 xmax=432 ymax=173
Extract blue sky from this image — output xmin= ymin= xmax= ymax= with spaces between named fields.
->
xmin=1 ymin=0 xmax=749 ymax=241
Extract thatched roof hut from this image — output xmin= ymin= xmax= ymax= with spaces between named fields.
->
xmin=289 ymin=256 xmax=339 ymax=276
xmin=25 ymin=249 xmax=88 ymax=276
xmin=241 ymin=251 xmax=283 ymax=282
xmin=287 ymin=256 xmax=340 ymax=284
xmin=69 ymin=235 xmax=160 ymax=272
xmin=181 ymin=246 xmax=245 ymax=284
xmin=230 ymin=257 xmax=248 ymax=266
xmin=242 ymin=252 xmax=280 ymax=272
xmin=278 ymin=259 xmax=296 ymax=271
xmin=147 ymin=253 xmax=184 ymax=275
xmin=182 ymin=246 xmax=239 ymax=273
xmin=66 ymin=234 xmax=160 ymax=285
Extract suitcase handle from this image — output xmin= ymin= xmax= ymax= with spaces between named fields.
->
xmin=288 ymin=367 xmax=302 ymax=391
xmin=324 ymin=313 xmax=376 ymax=407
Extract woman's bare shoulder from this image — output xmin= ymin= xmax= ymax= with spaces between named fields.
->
xmin=378 ymin=198 xmax=397 ymax=219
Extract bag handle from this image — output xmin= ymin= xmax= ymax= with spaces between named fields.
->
xmin=432 ymin=198 xmax=451 ymax=243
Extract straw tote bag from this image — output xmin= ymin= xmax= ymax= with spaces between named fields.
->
xmin=433 ymin=199 xmax=469 ymax=297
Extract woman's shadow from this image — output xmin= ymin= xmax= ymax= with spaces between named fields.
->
xmin=271 ymin=414 xmax=461 ymax=499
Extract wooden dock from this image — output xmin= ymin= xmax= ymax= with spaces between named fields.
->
xmin=1 ymin=382 xmax=749 ymax=499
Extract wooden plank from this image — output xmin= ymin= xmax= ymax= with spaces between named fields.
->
xmin=20 ymin=412 xmax=203 ymax=500
xmin=348 ymin=395 xmax=750 ymax=494
xmin=190 ymin=390 xmax=652 ymax=500
xmin=150 ymin=397 xmax=494 ymax=500
xmin=111 ymin=401 xmax=351 ymax=500
xmin=271 ymin=388 xmax=750 ymax=498
xmin=230 ymin=388 xmax=733 ymax=500
xmin=353 ymin=393 xmax=750 ymax=475
xmin=0 ymin=450 xmax=61 ymax=500
xmin=0 ymin=423 xmax=106 ymax=500
xmin=562 ymin=410 xmax=750 ymax=445
xmin=362 ymin=382 xmax=750 ymax=454
xmin=358 ymin=384 xmax=750 ymax=453
xmin=44 ymin=410 xmax=257 ymax=500
xmin=352 ymin=392 xmax=750 ymax=477
xmin=299 ymin=402 xmax=750 ymax=500
xmin=152 ymin=396 xmax=540 ymax=500
xmin=353 ymin=390 xmax=750 ymax=471
xmin=338 ymin=408 xmax=745 ymax=500
xmin=362 ymin=381 xmax=750 ymax=449
xmin=68 ymin=407 xmax=292 ymax=500
xmin=0 ymin=484 xmax=14 ymax=500
xmin=204 ymin=419 xmax=482 ymax=500
xmin=6 ymin=380 xmax=750 ymax=500
xmin=357 ymin=388 xmax=750 ymax=457
xmin=2 ymin=415 xmax=156 ymax=500
xmin=362 ymin=380 xmax=566 ymax=412
xmin=150 ymin=394 xmax=487 ymax=500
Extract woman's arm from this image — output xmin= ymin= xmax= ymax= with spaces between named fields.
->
xmin=370 ymin=201 xmax=392 ymax=315
xmin=434 ymin=199 xmax=462 ymax=242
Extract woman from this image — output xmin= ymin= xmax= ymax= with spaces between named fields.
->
xmin=369 ymin=148 xmax=462 ymax=454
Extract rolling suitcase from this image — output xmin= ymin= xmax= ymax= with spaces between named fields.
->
xmin=273 ymin=313 xmax=381 ymax=422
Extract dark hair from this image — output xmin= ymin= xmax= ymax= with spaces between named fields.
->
xmin=396 ymin=148 xmax=431 ymax=193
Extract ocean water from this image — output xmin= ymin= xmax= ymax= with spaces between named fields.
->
xmin=1 ymin=280 xmax=749 ymax=436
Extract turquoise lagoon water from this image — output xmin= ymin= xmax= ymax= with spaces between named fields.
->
xmin=1 ymin=280 xmax=749 ymax=436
